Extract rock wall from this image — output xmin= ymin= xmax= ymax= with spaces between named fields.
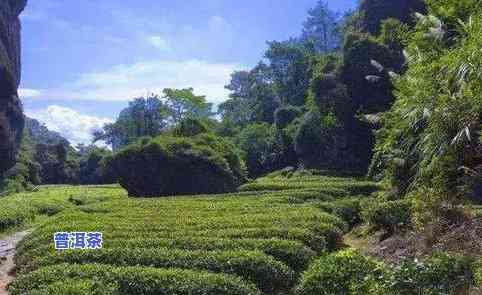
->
xmin=0 ymin=0 xmax=26 ymax=173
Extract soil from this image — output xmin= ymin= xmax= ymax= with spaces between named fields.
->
xmin=0 ymin=231 xmax=29 ymax=295
xmin=345 ymin=218 xmax=482 ymax=265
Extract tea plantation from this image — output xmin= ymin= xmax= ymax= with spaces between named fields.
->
xmin=1 ymin=173 xmax=480 ymax=294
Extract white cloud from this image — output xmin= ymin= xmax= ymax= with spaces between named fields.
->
xmin=42 ymin=59 xmax=246 ymax=105
xmin=26 ymin=105 xmax=114 ymax=146
xmin=147 ymin=35 xmax=171 ymax=51
xmin=209 ymin=16 xmax=229 ymax=31
xmin=19 ymin=88 xmax=42 ymax=98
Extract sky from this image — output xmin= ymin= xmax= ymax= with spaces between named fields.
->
xmin=19 ymin=0 xmax=357 ymax=146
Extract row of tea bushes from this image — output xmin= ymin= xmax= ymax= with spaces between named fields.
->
xmin=9 ymin=264 xmax=262 ymax=295
xmin=297 ymin=250 xmax=480 ymax=295
xmin=12 ymin=174 xmax=360 ymax=294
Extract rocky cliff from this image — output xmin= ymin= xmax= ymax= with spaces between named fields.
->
xmin=0 ymin=0 xmax=26 ymax=173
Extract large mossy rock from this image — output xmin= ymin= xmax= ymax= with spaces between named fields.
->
xmin=107 ymin=133 xmax=247 ymax=197
xmin=0 ymin=0 xmax=27 ymax=173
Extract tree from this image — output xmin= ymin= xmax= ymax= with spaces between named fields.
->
xmin=94 ymin=95 xmax=170 ymax=151
xmin=34 ymin=142 xmax=79 ymax=185
xmin=235 ymin=123 xmax=276 ymax=177
xmin=96 ymin=90 xmax=214 ymax=151
xmin=219 ymin=64 xmax=279 ymax=125
xmin=301 ymin=1 xmax=341 ymax=53
xmin=162 ymin=88 xmax=213 ymax=124
xmin=78 ymin=146 xmax=115 ymax=185
xmin=265 ymin=40 xmax=313 ymax=106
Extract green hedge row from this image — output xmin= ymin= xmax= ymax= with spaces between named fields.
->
xmin=18 ymin=237 xmax=316 ymax=273
xmin=31 ymin=248 xmax=294 ymax=294
xmin=10 ymin=264 xmax=261 ymax=295
xmin=297 ymin=250 xmax=479 ymax=295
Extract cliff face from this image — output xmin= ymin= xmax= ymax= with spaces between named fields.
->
xmin=0 ymin=0 xmax=26 ymax=173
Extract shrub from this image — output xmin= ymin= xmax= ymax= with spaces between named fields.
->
xmin=9 ymin=264 xmax=262 ymax=295
xmin=79 ymin=147 xmax=115 ymax=185
xmin=341 ymin=32 xmax=398 ymax=112
xmin=235 ymin=123 xmax=276 ymax=177
xmin=362 ymin=199 xmax=412 ymax=235
xmin=173 ymin=117 xmax=208 ymax=137
xmin=388 ymin=253 xmax=477 ymax=294
xmin=33 ymin=248 xmax=295 ymax=294
xmin=475 ymin=258 xmax=482 ymax=291
xmin=104 ymin=237 xmax=316 ymax=272
xmin=317 ymin=198 xmax=362 ymax=227
xmin=107 ymin=133 xmax=246 ymax=197
xmin=308 ymin=73 xmax=354 ymax=123
xmin=294 ymin=110 xmax=374 ymax=175
xmin=274 ymin=106 xmax=303 ymax=129
xmin=297 ymin=250 xmax=385 ymax=295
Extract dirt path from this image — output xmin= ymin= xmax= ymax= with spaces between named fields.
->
xmin=0 ymin=231 xmax=29 ymax=295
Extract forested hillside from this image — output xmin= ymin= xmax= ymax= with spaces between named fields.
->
xmin=1 ymin=0 xmax=482 ymax=294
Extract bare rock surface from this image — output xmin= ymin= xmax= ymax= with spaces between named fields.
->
xmin=0 ymin=0 xmax=27 ymax=173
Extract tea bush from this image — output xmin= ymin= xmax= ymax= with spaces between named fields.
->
xmin=387 ymin=253 xmax=477 ymax=294
xmin=297 ymin=250 xmax=385 ymax=295
xmin=8 ymin=174 xmax=359 ymax=294
xmin=9 ymin=264 xmax=262 ymax=295
xmin=362 ymin=199 xmax=412 ymax=234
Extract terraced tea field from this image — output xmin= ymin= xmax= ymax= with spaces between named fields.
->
xmin=0 ymin=173 xmax=378 ymax=294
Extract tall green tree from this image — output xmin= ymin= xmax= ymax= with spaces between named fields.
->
xmin=162 ymin=88 xmax=213 ymax=124
xmin=301 ymin=0 xmax=341 ymax=53
xmin=94 ymin=95 xmax=170 ymax=150
xmin=265 ymin=40 xmax=314 ymax=106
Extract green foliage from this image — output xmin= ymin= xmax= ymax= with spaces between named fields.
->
xmin=6 ymin=174 xmax=357 ymax=294
xmin=357 ymin=0 xmax=426 ymax=35
xmin=295 ymin=110 xmax=338 ymax=168
xmin=78 ymin=146 xmax=114 ymax=185
xmin=235 ymin=123 xmax=275 ymax=177
xmin=341 ymin=32 xmax=397 ymax=112
xmin=0 ymin=185 xmax=122 ymax=232
xmin=172 ymin=117 xmax=209 ymax=137
xmin=33 ymin=248 xmax=294 ymax=294
xmin=96 ymin=91 xmax=213 ymax=151
xmin=298 ymin=251 xmax=477 ymax=295
xmin=294 ymin=109 xmax=373 ymax=174
xmin=0 ymin=133 xmax=39 ymax=195
xmin=265 ymin=40 xmax=314 ymax=106
xmin=308 ymin=73 xmax=353 ymax=121
xmin=362 ymin=199 xmax=412 ymax=234
xmin=10 ymin=264 xmax=261 ymax=295
xmin=274 ymin=105 xmax=303 ymax=129
xmin=219 ymin=64 xmax=279 ymax=125
xmin=371 ymin=6 xmax=482 ymax=224
xmin=34 ymin=143 xmax=80 ymax=185
xmin=297 ymin=250 xmax=385 ymax=295
xmin=388 ymin=253 xmax=476 ymax=294
xmin=301 ymin=0 xmax=342 ymax=53
xmin=162 ymin=88 xmax=213 ymax=123
xmin=94 ymin=95 xmax=170 ymax=150
xmin=317 ymin=198 xmax=362 ymax=227
xmin=107 ymin=133 xmax=246 ymax=196
xmin=377 ymin=18 xmax=411 ymax=51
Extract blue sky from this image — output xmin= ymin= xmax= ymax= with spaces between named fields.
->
xmin=19 ymin=0 xmax=356 ymax=145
